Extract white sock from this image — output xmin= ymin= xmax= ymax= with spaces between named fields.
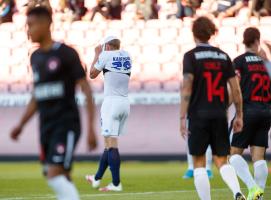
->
xmin=48 ymin=175 xmax=80 ymax=200
xmin=186 ymin=148 xmax=194 ymax=170
xmin=205 ymin=146 xmax=212 ymax=170
xmin=219 ymin=164 xmax=241 ymax=196
xmin=254 ymin=160 xmax=268 ymax=190
xmin=194 ymin=168 xmax=211 ymax=200
xmin=229 ymin=154 xmax=256 ymax=189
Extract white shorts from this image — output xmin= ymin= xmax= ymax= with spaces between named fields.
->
xmin=100 ymin=96 xmax=130 ymax=137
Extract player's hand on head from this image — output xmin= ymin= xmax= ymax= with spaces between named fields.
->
xmin=10 ymin=125 xmax=23 ymax=141
xmin=233 ymin=117 xmax=243 ymax=133
xmin=87 ymin=128 xmax=97 ymax=151
xmin=95 ymin=45 xmax=102 ymax=56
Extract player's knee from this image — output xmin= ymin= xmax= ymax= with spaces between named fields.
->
xmin=193 ymin=155 xmax=206 ymax=168
xmin=230 ymin=147 xmax=244 ymax=155
xmin=46 ymin=165 xmax=66 ymax=179
xmin=251 ymin=149 xmax=265 ymax=163
xmin=213 ymin=156 xmax=227 ymax=168
xmin=104 ymin=137 xmax=118 ymax=148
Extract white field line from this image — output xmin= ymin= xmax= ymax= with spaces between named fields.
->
xmin=0 ymin=187 xmax=270 ymax=200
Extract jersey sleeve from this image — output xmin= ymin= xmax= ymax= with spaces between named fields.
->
xmin=224 ymin=56 xmax=236 ymax=80
xmin=94 ymin=52 xmax=107 ymax=71
xmin=68 ymin=48 xmax=86 ymax=81
xmin=183 ymin=52 xmax=194 ymax=75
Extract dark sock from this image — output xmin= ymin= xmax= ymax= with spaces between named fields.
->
xmin=108 ymin=148 xmax=121 ymax=186
xmin=95 ymin=149 xmax=109 ymax=180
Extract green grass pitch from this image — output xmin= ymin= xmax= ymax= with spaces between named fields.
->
xmin=0 ymin=162 xmax=270 ymax=200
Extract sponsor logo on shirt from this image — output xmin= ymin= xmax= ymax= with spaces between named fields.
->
xmin=47 ymin=57 xmax=60 ymax=72
xmin=34 ymin=81 xmax=64 ymax=101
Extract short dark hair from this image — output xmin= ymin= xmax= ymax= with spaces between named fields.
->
xmin=192 ymin=16 xmax=217 ymax=43
xmin=107 ymin=39 xmax=121 ymax=50
xmin=26 ymin=6 xmax=52 ymax=23
xmin=243 ymin=27 xmax=260 ymax=47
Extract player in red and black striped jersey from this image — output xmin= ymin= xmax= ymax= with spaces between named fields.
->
xmin=229 ymin=27 xmax=271 ymax=200
xmin=180 ymin=16 xmax=245 ymax=200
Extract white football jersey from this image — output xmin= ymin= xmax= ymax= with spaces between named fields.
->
xmin=94 ymin=50 xmax=132 ymax=97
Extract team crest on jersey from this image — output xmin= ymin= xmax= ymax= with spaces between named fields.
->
xmin=47 ymin=57 xmax=60 ymax=72
xmin=56 ymin=143 xmax=65 ymax=154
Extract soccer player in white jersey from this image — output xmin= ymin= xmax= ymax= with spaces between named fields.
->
xmin=85 ymin=36 xmax=132 ymax=192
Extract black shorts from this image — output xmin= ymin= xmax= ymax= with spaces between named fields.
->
xmin=40 ymin=127 xmax=80 ymax=171
xmin=231 ymin=117 xmax=270 ymax=149
xmin=188 ymin=117 xmax=230 ymax=156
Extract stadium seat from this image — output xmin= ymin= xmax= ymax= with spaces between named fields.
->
xmin=161 ymin=62 xmax=180 ymax=81
xmin=130 ymin=62 xmax=142 ymax=81
xmin=177 ymin=27 xmax=194 ymax=44
xmin=0 ymin=22 xmax=16 ymax=32
xmin=166 ymin=19 xmax=182 ymax=29
xmin=0 ymin=83 xmax=8 ymax=93
xmin=259 ymin=25 xmax=270 ymax=40
xmin=9 ymin=83 xmax=28 ymax=93
xmin=12 ymin=31 xmax=28 ymax=47
xmin=52 ymin=30 xmax=66 ymax=42
xmin=163 ymin=80 xmax=180 ymax=92
xmin=10 ymin=64 xmax=29 ymax=82
xmin=260 ymin=16 xmax=271 ymax=25
xmin=0 ymin=47 xmax=11 ymax=60
xmin=122 ymin=28 xmax=140 ymax=45
xmin=219 ymin=43 xmax=238 ymax=59
xmin=182 ymin=17 xmax=193 ymax=27
xmin=0 ymin=65 xmax=10 ymax=83
xmin=160 ymin=27 xmax=178 ymax=44
xmin=129 ymin=80 xmax=142 ymax=92
xmin=221 ymin=17 xmax=242 ymax=27
xmin=66 ymin=30 xmax=85 ymax=46
xmin=125 ymin=45 xmax=141 ymax=61
xmin=140 ymin=63 xmax=163 ymax=82
xmin=71 ymin=21 xmax=91 ymax=31
xmin=249 ymin=17 xmax=260 ymax=26
xmin=11 ymin=47 xmax=29 ymax=65
xmin=215 ymin=26 xmax=236 ymax=44
xmin=160 ymin=44 xmax=179 ymax=63
xmin=0 ymin=31 xmax=12 ymax=47
xmin=141 ymin=28 xmax=160 ymax=45
xmin=12 ymin=13 xmax=27 ymax=30
xmin=85 ymin=0 xmax=97 ymax=9
xmin=141 ymin=45 xmax=161 ymax=63
xmin=104 ymin=29 xmax=122 ymax=40
xmin=85 ymin=30 xmax=104 ymax=45
xmin=143 ymin=81 xmax=162 ymax=92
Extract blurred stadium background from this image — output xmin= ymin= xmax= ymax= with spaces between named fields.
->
xmin=0 ymin=0 xmax=271 ymax=160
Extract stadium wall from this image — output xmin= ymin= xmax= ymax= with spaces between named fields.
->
xmin=1 ymin=105 xmax=271 ymax=161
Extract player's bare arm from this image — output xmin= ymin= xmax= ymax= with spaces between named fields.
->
xmin=180 ymin=73 xmax=194 ymax=139
xmin=227 ymin=84 xmax=233 ymax=106
xmin=10 ymin=96 xmax=37 ymax=140
xmin=77 ymin=78 xmax=97 ymax=150
xmin=90 ymin=45 xmax=103 ymax=79
xmin=228 ymin=76 xmax=243 ymax=133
